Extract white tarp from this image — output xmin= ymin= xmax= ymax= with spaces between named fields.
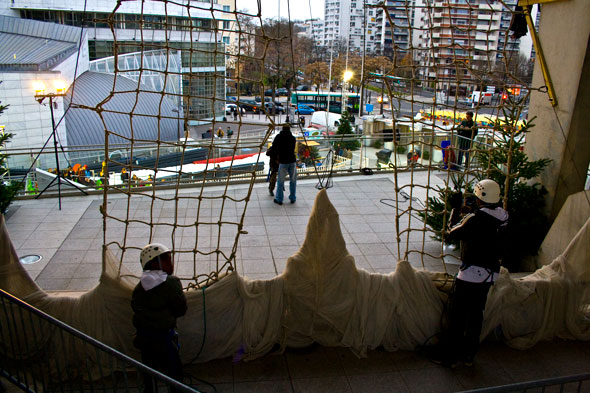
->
xmin=1 ymin=188 xmax=589 ymax=376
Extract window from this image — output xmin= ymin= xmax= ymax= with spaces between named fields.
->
xmin=223 ymin=5 xmax=230 ymax=11
xmin=222 ymin=36 xmax=230 ymax=44
xmin=223 ymin=20 xmax=230 ymax=29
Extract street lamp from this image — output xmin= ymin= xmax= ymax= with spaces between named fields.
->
xmin=34 ymin=79 xmax=86 ymax=210
xmin=342 ymin=70 xmax=353 ymax=115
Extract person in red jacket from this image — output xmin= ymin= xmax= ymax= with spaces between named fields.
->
xmin=132 ymin=243 xmax=187 ymax=392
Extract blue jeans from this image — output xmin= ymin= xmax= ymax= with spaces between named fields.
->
xmin=276 ymin=163 xmax=297 ymax=203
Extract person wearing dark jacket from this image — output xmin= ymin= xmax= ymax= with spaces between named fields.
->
xmin=132 ymin=243 xmax=187 ymax=392
xmin=271 ymin=126 xmax=297 ymax=204
xmin=266 ymin=145 xmax=280 ymax=196
xmin=432 ymin=179 xmax=508 ymax=367
xmin=456 ymin=111 xmax=476 ymax=168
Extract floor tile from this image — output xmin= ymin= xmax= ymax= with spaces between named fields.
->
xmin=285 ymin=347 xmax=345 ymax=379
xmin=337 ymin=347 xmax=397 ymax=375
xmin=291 ymin=376 xmax=352 ymax=393
xmin=399 ymin=367 xmax=463 ymax=393
xmin=233 ymin=380 xmax=293 ymax=393
xmin=347 ymin=372 xmax=408 ymax=393
xmin=233 ymin=355 xmax=289 ymax=382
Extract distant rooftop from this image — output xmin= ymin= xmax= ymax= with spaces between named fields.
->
xmin=64 ymin=71 xmax=183 ymax=148
xmin=0 ymin=14 xmax=82 ymax=71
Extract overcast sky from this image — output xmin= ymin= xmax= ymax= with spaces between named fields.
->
xmin=236 ymin=0 xmax=324 ymax=21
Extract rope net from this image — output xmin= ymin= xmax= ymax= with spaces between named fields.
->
xmin=65 ymin=0 xmax=544 ymax=287
xmin=4 ymin=1 xmax=590 ymax=375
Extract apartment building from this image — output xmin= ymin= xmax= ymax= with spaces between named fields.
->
xmin=414 ymin=0 xmax=522 ymax=93
xmin=301 ymin=18 xmax=325 ymax=44
xmin=323 ymin=0 xmax=379 ymax=53
xmin=374 ymin=0 xmax=415 ymax=58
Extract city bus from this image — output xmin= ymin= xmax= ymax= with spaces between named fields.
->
xmin=291 ymin=91 xmax=360 ymax=114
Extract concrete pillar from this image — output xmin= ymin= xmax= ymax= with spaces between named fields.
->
xmin=524 ymin=0 xmax=590 ymax=222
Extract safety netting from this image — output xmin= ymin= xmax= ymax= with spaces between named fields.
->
xmin=1 ymin=0 xmax=590 ymax=381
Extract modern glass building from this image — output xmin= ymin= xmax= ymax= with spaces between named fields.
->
xmin=6 ymin=0 xmax=230 ymax=123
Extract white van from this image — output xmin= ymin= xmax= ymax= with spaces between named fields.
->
xmin=310 ymin=111 xmax=342 ymax=134
xmin=468 ymin=91 xmax=493 ymax=106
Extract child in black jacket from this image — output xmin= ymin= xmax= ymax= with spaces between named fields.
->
xmin=132 ymin=243 xmax=187 ymax=392
xmin=433 ymin=179 xmax=508 ymax=367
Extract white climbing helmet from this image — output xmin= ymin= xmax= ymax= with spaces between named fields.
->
xmin=140 ymin=243 xmax=170 ymax=269
xmin=474 ymin=179 xmax=501 ymax=204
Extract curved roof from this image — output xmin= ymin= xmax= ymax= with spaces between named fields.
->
xmin=64 ymin=71 xmax=183 ymax=147
xmin=0 ymin=15 xmax=81 ymax=71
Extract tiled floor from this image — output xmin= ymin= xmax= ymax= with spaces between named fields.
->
xmin=181 ymin=340 xmax=590 ymax=393
xmin=4 ymin=173 xmax=590 ymax=392
xmin=9 ymin=174 xmax=458 ymax=291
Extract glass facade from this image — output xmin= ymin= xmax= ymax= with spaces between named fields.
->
xmin=21 ymin=9 xmax=228 ymax=122
xmin=183 ymin=72 xmax=225 ymax=120
xmin=20 ymin=10 xmax=215 ymax=32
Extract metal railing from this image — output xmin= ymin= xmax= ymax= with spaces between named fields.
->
xmin=0 ymin=288 xmax=204 ymax=393
xmin=5 ymin=130 xmax=502 ymax=199
xmin=458 ymin=373 xmax=590 ymax=393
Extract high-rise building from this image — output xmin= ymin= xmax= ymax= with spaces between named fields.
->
xmin=374 ymin=0 xmax=415 ymax=58
xmin=496 ymin=0 xmax=522 ymax=63
xmin=4 ymin=0 xmax=230 ymax=123
xmin=414 ymin=0 xmax=522 ymax=93
xmin=301 ymin=18 xmax=325 ymax=45
xmin=322 ymin=0 xmax=379 ymax=53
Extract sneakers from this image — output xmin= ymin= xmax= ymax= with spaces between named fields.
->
xmin=273 ymin=199 xmax=282 ymax=205
xmin=269 ymin=188 xmax=274 ymax=196
xmin=428 ymin=348 xmax=457 ymax=368
xmin=430 ymin=355 xmax=457 ymax=368
xmin=462 ymin=356 xmax=474 ymax=367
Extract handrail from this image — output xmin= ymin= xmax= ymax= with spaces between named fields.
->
xmin=0 ymin=288 xmax=203 ymax=392
xmin=458 ymin=372 xmax=590 ymax=392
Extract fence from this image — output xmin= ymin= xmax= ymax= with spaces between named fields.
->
xmin=5 ymin=131 xmax=498 ymax=199
xmin=458 ymin=373 xmax=590 ymax=393
xmin=0 ymin=288 xmax=204 ymax=393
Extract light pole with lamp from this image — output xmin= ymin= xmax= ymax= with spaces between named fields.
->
xmin=341 ymin=71 xmax=354 ymax=170
xmin=342 ymin=70 xmax=353 ymax=115
xmin=34 ymin=80 xmax=86 ymax=210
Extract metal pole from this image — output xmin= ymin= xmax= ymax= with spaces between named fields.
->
xmin=359 ymin=0 xmax=367 ymax=117
xmin=49 ymin=96 xmax=62 ymax=210
xmin=380 ymin=72 xmax=385 ymax=115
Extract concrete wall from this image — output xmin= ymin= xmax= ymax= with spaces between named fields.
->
xmin=524 ymin=0 xmax=590 ymax=221
xmin=1 ymin=71 xmax=67 ymax=170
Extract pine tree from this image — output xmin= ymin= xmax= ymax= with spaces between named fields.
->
xmin=333 ymin=110 xmax=360 ymax=152
xmin=419 ymin=97 xmax=551 ymax=271
xmin=0 ymin=89 xmax=21 ymax=214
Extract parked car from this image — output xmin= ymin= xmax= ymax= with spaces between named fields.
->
xmin=294 ymin=104 xmax=314 ymax=115
xmin=264 ymin=89 xmax=274 ymax=96
xmin=225 ymin=103 xmax=244 ymax=115
xmin=239 ymin=99 xmax=260 ymax=113
xmin=276 ymin=87 xmax=289 ymax=96
xmin=296 ymin=85 xmax=310 ymax=91
xmin=264 ymin=102 xmax=285 ymax=114
xmin=256 ymin=96 xmax=274 ymax=103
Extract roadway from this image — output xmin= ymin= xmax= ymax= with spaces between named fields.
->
xmin=189 ymin=92 xmax=520 ymax=141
